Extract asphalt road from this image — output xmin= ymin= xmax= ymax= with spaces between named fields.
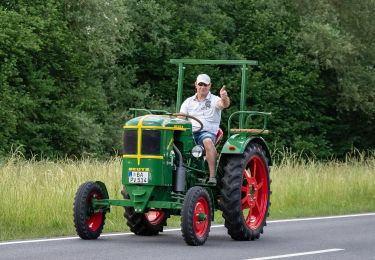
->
xmin=1 ymin=213 xmax=374 ymax=260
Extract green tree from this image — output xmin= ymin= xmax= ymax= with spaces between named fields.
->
xmin=290 ymin=0 xmax=375 ymax=155
xmin=0 ymin=1 xmax=133 ymax=158
xmin=1 ymin=0 xmax=373 ymax=159
xmin=215 ymin=0 xmax=333 ymax=157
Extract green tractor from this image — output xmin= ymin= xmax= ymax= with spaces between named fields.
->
xmin=73 ymin=59 xmax=272 ymax=246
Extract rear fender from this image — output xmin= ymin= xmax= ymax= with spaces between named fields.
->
xmin=219 ymin=134 xmax=272 ymax=165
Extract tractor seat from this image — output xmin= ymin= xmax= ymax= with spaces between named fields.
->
xmin=215 ymin=128 xmax=223 ymax=146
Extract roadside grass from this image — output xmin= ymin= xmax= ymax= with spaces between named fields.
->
xmin=0 ymin=156 xmax=126 ymax=241
xmin=270 ymin=152 xmax=375 ymax=219
xmin=0 ymin=152 xmax=374 ymax=241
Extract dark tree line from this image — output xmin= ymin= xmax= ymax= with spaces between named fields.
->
xmin=0 ymin=0 xmax=374 ymax=159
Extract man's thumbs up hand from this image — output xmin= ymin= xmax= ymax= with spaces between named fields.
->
xmin=220 ymin=85 xmax=228 ymax=97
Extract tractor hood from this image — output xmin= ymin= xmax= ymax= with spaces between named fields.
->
xmin=124 ymin=115 xmax=192 ymax=130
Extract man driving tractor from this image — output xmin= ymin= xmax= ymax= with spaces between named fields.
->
xmin=179 ymin=74 xmax=230 ymax=184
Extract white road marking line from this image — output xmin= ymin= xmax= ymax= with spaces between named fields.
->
xmin=245 ymin=248 xmax=344 ymax=260
xmin=268 ymin=212 xmax=375 ymax=224
xmin=0 ymin=212 xmax=374 ymax=246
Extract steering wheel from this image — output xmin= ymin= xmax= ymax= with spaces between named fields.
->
xmin=172 ymin=113 xmax=203 ymax=133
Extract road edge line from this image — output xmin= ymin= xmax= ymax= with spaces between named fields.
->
xmin=1 ymin=212 xmax=374 ymax=246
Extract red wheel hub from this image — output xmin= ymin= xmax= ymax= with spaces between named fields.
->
xmin=193 ymin=197 xmax=209 ymax=238
xmin=87 ymin=192 xmax=103 ymax=231
xmin=241 ymin=155 xmax=269 ymax=230
xmin=145 ymin=210 xmax=165 ymax=225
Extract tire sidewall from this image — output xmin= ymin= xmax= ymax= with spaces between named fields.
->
xmin=221 ymin=143 xmax=271 ymax=240
xmin=241 ymin=145 xmax=270 ymax=234
xmin=73 ymin=181 xmax=106 ymax=239
xmin=181 ymin=186 xmax=212 ymax=246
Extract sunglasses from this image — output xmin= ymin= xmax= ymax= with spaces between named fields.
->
xmin=197 ymin=82 xmax=209 ymax=87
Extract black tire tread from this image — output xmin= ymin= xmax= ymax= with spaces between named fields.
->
xmin=122 ymin=188 xmax=167 ymax=236
xmin=73 ymin=181 xmax=106 ymax=239
xmin=220 ymin=143 xmax=271 ymax=241
xmin=181 ymin=186 xmax=212 ymax=246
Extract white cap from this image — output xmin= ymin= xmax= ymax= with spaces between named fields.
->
xmin=196 ymin=74 xmax=211 ymax=85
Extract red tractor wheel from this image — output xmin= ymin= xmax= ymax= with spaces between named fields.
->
xmin=73 ymin=182 xmax=106 ymax=239
xmin=122 ymin=188 xmax=168 ymax=235
xmin=181 ymin=186 xmax=212 ymax=246
xmin=221 ymin=143 xmax=271 ymax=240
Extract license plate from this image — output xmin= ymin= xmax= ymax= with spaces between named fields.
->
xmin=128 ymin=171 xmax=149 ymax=183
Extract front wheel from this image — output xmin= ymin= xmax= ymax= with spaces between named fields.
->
xmin=73 ymin=181 xmax=106 ymax=239
xmin=221 ymin=143 xmax=271 ymax=241
xmin=181 ymin=186 xmax=212 ymax=246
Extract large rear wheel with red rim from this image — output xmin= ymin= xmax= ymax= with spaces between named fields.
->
xmin=181 ymin=186 xmax=212 ymax=246
xmin=73 ymin=181 xmax=106 ymax=239
xmin=221 ymin=143 xmax=271 ymax=240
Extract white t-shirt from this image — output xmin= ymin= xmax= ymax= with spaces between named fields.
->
xmin=180 ymin=92 xmax=222 ymax=135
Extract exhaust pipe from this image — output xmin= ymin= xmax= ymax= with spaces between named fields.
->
xmin=173 ymin=144 xmax=185 ymax=192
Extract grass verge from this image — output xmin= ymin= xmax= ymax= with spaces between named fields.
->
xmin=0 ymin=153 xmax=374 ymax=241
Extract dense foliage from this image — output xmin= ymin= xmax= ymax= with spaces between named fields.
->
xmin=0 ymin=0 xmax=374 ymax=159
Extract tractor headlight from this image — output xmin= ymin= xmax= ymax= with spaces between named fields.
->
xmin=191 ymin=145 xmax=204 ymax=158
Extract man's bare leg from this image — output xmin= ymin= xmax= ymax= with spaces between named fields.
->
xmin=203 ymin=138 xmax=217 ymax=180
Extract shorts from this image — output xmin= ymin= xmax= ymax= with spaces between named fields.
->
xmin=193 ymin=131 xmax=216 ymax=146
